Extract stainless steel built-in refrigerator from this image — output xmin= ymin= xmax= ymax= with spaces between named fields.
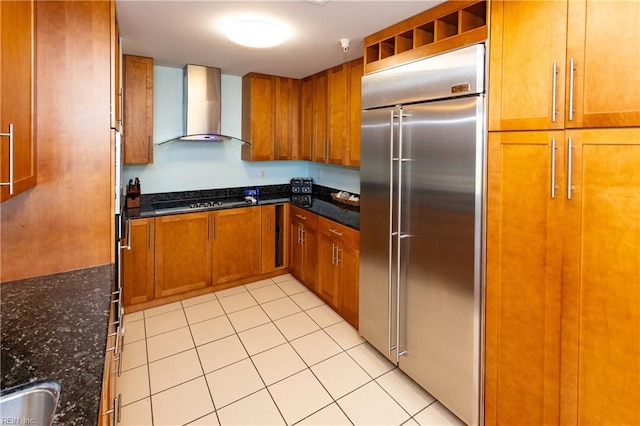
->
xmin=359 ymin=44 xmax=485 ymax=426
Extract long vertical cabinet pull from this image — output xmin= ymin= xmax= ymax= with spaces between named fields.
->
xmin=388 ymin=110 xmax=397 ymax=357
xmin=213 ymin=215 xmax=218 ymax=240
xmin=551 ymin=63 xmax=558 ymax=123
xmin=0 ymin=124 xmax=14 ymax=194
xmin=567 ymin=137 xmax=573 ymax=200
xmin=568 ymin=58 xmax=575 ymax=121
xmin=551 ymin=138 xmax=557 ymax=199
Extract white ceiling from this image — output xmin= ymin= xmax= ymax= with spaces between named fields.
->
xmin=115 ymin=0 xmax=446 ymax=78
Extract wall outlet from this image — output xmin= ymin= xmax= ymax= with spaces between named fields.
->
xmin=260 ymin=170 xmax=266 ymax=178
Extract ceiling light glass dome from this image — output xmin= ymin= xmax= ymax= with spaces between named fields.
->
xmin=227 ymin=20 xmax=286 ymax=48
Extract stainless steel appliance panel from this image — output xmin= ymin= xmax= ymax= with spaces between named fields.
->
xmin=361 ymin=44 xmax=484 ymax=110
xmin=359 ymin=106 xmax=399 ymax=363
xmin=397 ymin=96 xmax=482 ymax=425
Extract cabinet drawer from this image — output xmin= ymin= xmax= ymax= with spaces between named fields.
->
xmin=317 ymin=216 xmax=359 ymax=249
xmin=290 ymin=205 xmax=319 ymax=227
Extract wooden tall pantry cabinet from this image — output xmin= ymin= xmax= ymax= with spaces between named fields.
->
xmin=485 ymin=1 xmax=640 ymax=425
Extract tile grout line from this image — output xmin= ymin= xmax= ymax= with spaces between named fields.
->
xmin=184 ymin=301 xmax=220 ymax=426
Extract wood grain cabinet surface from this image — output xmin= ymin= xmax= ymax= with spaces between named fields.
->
xmin=486 ymin=128 xmax=640 ymax=426
xmin=241 ymin=74 xmax=300 ymax=161
xmin=0 ymin=0 xmax=36 ymax=202
xmin=123 ymin=54 xmax=154 ymax=163
xmin=122 ymin=218 xmax=155 ymax=306
xmin=154 ymin=212 xmax=212 ymax=298
xmin=212 ymin=207 xmax=261 ymax=285
xmin=289 ymin=205 xmax=319 ymax=292
xmin=489 ymin=0 xmax=640 ymax=131
xmin=316 ymin=216 xmax=360 ymax=328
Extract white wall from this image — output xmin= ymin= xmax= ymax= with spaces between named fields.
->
xmin=124 ymin=66 xmax=360 ymax=194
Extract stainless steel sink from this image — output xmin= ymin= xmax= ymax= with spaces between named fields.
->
xmin=0 ymin=380 xmax=60 ymax=426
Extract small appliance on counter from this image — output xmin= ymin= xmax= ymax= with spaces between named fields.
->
xmin=290 ymin=194 xmax=312 ymax=207
xmin=290 ymin=177 xmax=313 ymax=194
xmin=126 ymin=177 xmax=141 ymax=209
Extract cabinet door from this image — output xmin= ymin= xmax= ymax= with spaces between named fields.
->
xmin=485 ymin=131 xmax=564 ymax=426
xmin=110 ymin=0 xmax=122 ymax=132
xmin=488 ymin=0 xmax=567 ymax=131
xmin=560 ymin=128 xmax=640 ymax=426
xmin=122 ymin=218 xmax=155 ymax=306
xmin=300 ymin=76 xmax=314 ymax=161
xmin=241 ymin=73 xmax=275 ymax=161
xmin=290 ymin=218 xmax=303 ymax=281
xmin=274 ymin=76 xmax=300 ymax=160
xmin=338 ymin=243 xmax=359 ymax=329
xmin=565 ymin=1 xmax=640 ymax=128
xmin=347 ymin=58 xmax=363 ymax=167
xmin=327 ymin=64 xmax=348 ymax=165
xmin=1 ymin=0 xmax=36 ymax=202
xmin=213 ymin=207 xmax=261 ymax=285
xmin=155 ymin=212 xmax=211 ymax=298
xmin=317 ymin=232 xmax=339 ymax=306
xmin=123 ymin=54 xmax=153 ymax=164
xmin=301 ymin=224 xmax=319 ymax=292
xmin=313 ymin=71 xmax=329 ymax=162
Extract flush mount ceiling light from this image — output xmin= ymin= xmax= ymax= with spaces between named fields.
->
xmin=304 ymin=0 xmax=331 ymax=5
xmin=227 ymin=20 xmax=286 ymax=48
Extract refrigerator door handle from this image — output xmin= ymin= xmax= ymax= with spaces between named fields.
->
xmin=389 ymin=109 xmax=398 ymax=357
xmin=395 ymin=108 xmax=404 ymax=364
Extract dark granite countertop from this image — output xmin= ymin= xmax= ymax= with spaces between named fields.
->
xmin=1 ymin=265 xmax=113 ymax=425
xmin=127 ymin=184 xmax=360 ymax=230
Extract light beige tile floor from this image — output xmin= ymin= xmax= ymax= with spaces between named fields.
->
xmin=117 ymin=274 xmax=465 ymax=426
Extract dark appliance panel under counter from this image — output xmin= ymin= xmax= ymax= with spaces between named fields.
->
xmin=0 ymin=265 xmax=113 ymax=425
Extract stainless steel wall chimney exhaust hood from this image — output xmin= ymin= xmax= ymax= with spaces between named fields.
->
xmin=158 ymin=64 xmax=249 ymax=145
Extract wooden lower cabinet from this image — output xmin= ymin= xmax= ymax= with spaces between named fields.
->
xmin=560 ymin=128 xmax=640 ymax=426
xmin=261 ymin=204 xmax=289 ymax=274
xmin=154 ymin=212 xmax=212 ymax=298
xmin=122 ymin=218 xmax=154 ymax=306
xmin=289 ymin=205 xmax=318 ymax=291
xmin=317 ymin=216 xmax=360 ymax=328
xmin=486 ymin=128 xmax=640 ymax=426
xmin=485 ymin=130 xmax=564 ymax=426
xmin=290 ymin=205 xmax=360 ymax=328
xmin=212 ymin=207 xmax=261 ymax=285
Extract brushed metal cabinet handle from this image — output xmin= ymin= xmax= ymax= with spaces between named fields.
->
xmin=551 ymin=138 xmax=557 ymax=199
xmin=0 ymin=123 xmax=14 ymax=194
xmin=552 ymin=62 xmax=558 ymax=123
xmin=567 ymin=137 xmax=573 ymax=200
xmin=328 ymin=228 xmax=343 ymax=237
xmin=569 ymin=58 xmax=575 ymax=121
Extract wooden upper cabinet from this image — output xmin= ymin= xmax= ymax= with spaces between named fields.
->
xmin=1 ymin=0 xmax=36 ymax=202
xmin=560 ymin=128 xmax=640 ymax=426
xmin=301 ymin=58 xmax=362 ymax=166
xmin=300 ymin=76 xmax=315 ymax=161
xmin=242 ymin=73 xmax=275 ymax=161
xmin=347 ymin=58 xmax=363 ymax=167
xmin=565 ymin=0 xmax=640 ymax=128
xmin=123 ymin=54 xmax=153 ymax=164
xmin=489 ymin=0 xmax=640 ymax=131
xmin=274 ymin=76 xmax=300 ymax=160
xmin=488 ymin=0 xmax=568 ymax=131
xmin=241 ymin=73 xmax=300 ymax=161
xmin=327 ymin=64 xmax=349 ymax=165
xmin=312 ymin=71 xmax=329 ymax=162
xmin=110 ymin=0 xmax=122 ymax=132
